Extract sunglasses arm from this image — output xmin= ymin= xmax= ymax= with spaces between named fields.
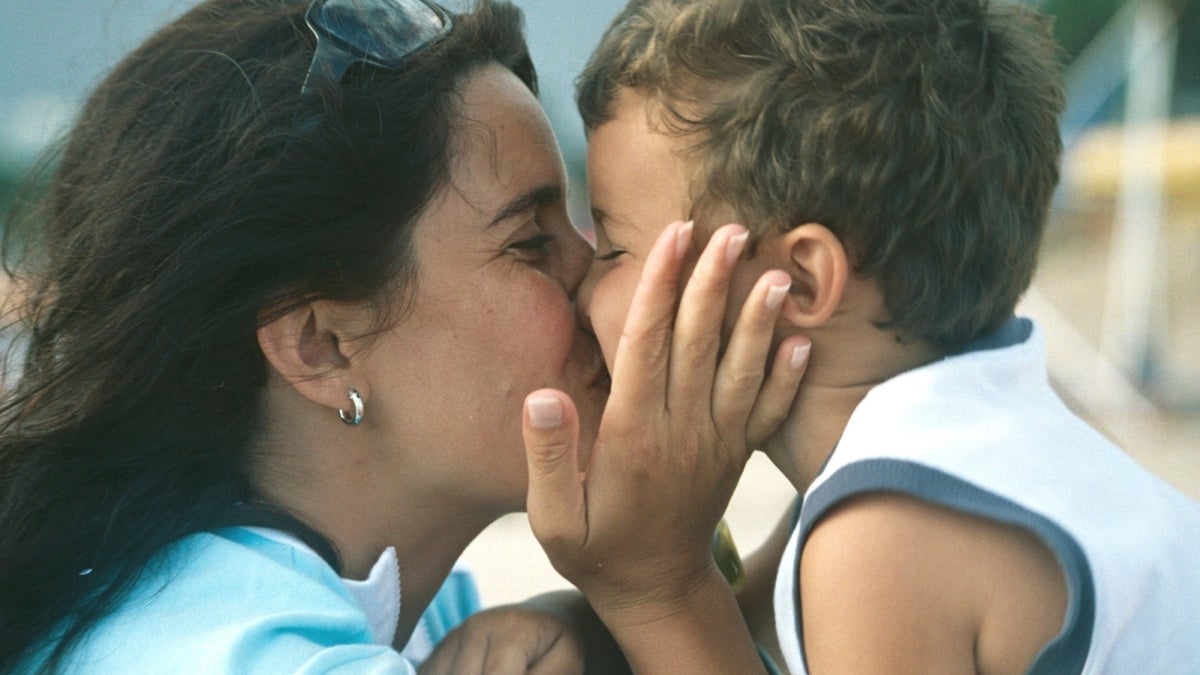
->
xmin=300 ymin=38 xmax=356 ymax=97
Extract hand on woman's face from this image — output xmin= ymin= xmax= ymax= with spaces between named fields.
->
xmin=357 ymin=65 xmax=607 ymax=514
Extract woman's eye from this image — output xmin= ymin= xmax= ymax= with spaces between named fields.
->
xmin=595 ymin=249 xmax=626 ymax=262
xmin=509 ymin=233 xmax=553 ymax=257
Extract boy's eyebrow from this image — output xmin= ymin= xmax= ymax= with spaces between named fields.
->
xmin=487 ymin=184 xmax=562 ymax=229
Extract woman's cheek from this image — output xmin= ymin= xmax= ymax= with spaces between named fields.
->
xmin=535 ymin=290 xmax=580 ymax=360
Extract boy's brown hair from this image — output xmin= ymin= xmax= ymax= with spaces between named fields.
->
xmin=578 ymin=0 xmax=1065 ymax=350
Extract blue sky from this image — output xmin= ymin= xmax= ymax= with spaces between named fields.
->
xmin=0 ymin=0 xmax=624 ymax=166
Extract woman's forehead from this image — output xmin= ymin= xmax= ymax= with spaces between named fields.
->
xmin=441 ymin=66 xmax=565 ymax=218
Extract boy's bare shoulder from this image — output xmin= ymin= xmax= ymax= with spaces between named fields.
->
xmin=799 ymin=492 xmax=1067 ymax=675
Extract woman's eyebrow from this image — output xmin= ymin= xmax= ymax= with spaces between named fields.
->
xmin=486 ymin=184 xmax=562 ymax=229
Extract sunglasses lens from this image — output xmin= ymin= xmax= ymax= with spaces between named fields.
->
xmin=313 ymin=0 xmax=449 ymax=64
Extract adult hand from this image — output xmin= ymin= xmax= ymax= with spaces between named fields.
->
xmin=417 ymin=605 xmax=584 ymax=675
xmin=522 ymin=221 xmax=809 ymax=673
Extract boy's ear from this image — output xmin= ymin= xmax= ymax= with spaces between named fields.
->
xmin=773 ymin=223 xmax=849 ymax=328
xmin=256 ymin=301 xmax=371 ymax=411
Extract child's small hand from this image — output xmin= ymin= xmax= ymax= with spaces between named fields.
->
xmin=417 ymin=605 xmax=584 ymax=675
xmin=522 ymin=221 xmax=808 ymax=673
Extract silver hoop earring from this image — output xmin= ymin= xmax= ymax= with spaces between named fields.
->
xmin=338 ymin=389 xmax=364 ymax=426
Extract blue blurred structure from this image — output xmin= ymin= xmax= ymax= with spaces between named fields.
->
xmin=0 ymin=1 xmax=186 ymax=165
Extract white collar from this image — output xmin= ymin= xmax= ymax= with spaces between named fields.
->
xmin=244 ymin=527 xmax=400 ymax=647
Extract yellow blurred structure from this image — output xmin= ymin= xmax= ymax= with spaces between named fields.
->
xmin=1064 ymin=119 xmax=1200 ymax=209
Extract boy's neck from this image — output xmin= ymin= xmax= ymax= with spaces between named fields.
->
xmin=763 ymin=321 xmax=941 ymax=493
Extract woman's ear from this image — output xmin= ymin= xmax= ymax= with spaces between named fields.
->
xmin=256 ymin=301 xmax=371 ymax=411
xmin=772 ymin=223 xmax=849 ymax=328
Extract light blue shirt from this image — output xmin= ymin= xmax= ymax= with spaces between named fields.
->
xmin=27 ymin=527 xmax=479 ymax=673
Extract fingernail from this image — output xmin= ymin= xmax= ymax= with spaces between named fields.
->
xmin=675 ymin=220 xmax=694 ymax=259
xmin=726 ymin=230 xmax=749 ymax=265
xmin=791 ymin=342 xmax=811 ymax=369
xmin=527 ymin=397 xmax=563 ymax=429
xmin=766 ymin=283 xmax=789 ymax=310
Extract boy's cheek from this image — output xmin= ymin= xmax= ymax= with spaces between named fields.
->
xmin=592 ymin=272 xmax=637 ymax=370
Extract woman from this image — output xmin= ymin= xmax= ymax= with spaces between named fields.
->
xmin=0 ymin=0 xmax=801 ymax=672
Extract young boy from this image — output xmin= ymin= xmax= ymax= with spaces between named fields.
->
xmin=527 ymin=0 xmax=1200 ymax=672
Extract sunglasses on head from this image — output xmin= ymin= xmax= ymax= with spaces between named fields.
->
xmin=300 ymin=0 xmax=453 ymax=96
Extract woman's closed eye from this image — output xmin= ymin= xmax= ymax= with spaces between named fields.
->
xmin=508 ymin=232 xmax=554 ymax=260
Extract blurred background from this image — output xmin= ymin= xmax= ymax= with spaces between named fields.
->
xmin=2 ymin=0 xmax=1197 ymax=605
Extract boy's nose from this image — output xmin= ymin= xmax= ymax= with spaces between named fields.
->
xmin=575 ymin=266 xmax=598 ymax=335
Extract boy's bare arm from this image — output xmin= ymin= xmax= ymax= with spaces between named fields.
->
xmin=799 ymin=493 xmax=1067 ymax=675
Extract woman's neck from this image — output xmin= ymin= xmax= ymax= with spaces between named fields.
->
xmin=379 ymin=498 xmax=492 ymax=646
xmin=252 ymin=392 xmax=499 ymax=647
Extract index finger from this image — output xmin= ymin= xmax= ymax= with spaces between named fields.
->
xmin=606 ymin=219 xmax=693 ymax=417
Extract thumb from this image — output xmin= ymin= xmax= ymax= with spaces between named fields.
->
xmin=523 ymin=390 xmax=587 ymax=553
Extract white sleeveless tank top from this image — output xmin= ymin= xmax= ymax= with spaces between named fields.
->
xmin=773 ymin=319 xmax=1200 ymax=674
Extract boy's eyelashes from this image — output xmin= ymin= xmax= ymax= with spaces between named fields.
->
xmin=594 ymin=249 xmax=627 ymax=262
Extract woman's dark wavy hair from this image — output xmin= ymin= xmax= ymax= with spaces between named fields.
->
xmin=0 ymin=0 xmax=535 ymax=670
xmin=578 ymin=0 xmax=1065 ymax=351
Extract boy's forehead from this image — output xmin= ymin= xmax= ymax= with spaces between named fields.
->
xmin=586 ymin=90 xmax=692 ymax=236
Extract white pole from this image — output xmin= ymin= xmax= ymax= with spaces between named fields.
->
xmin=1099 ymin=0 xmax=1178 ymax=386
